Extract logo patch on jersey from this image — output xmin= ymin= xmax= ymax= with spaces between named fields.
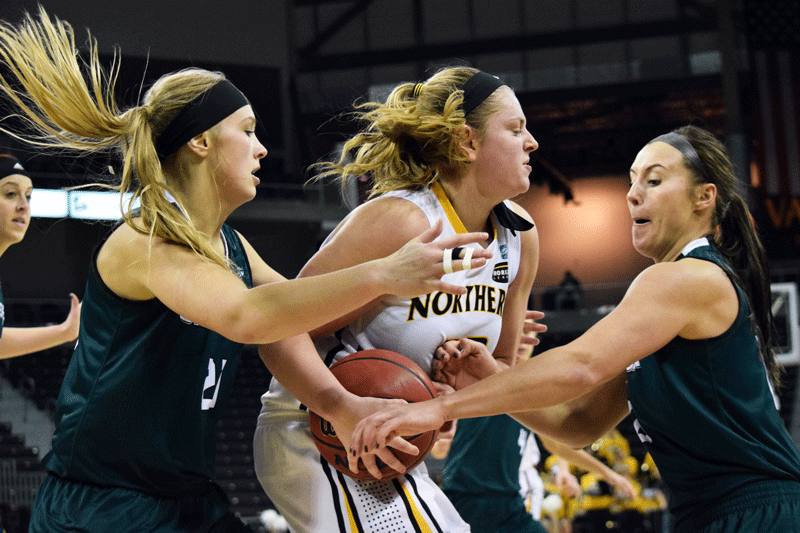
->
xmin=499 ymin=243 xmax=508 ymax=260
xmin=626 ymin=361 xmax=641 ymax=373
xmin=492 ymin=262 xmax=509 ymax=283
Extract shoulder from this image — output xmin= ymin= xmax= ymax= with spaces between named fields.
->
xmin=628 ymin=258 xmax=736 ymax=321
xmin=506 ymin=200 xmax=539 ymax=252
xmin=507 ymin=199 xmax=534 ymax=224
xmin=300 ymin=195 xmax=431 ymax=276
xmin=96 ymin=221 xmax=162 ymax=300
xmin=330 ymin=195 xmax=431 ymax=249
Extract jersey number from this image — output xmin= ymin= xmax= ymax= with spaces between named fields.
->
xmin=202 ymin=358 xmax=228 ymax=410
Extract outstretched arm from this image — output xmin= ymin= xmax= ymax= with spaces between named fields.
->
xmin=0 ymin=293 xmax=80 ymax=360
xmin=538 ymin=434 xmax=637 ymax=498
xmin=348 ymin=260 xmax=720 ymax=461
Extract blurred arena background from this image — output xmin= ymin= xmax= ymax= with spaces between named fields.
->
xmin=0 ymin=0 xmax=798 ymax=531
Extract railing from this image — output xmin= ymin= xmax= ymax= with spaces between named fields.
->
xmin=0 ymin=461 xmax=45 ymax=508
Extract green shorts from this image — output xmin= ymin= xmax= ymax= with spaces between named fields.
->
xmin=674 ymin=480 xmax=800 ymax=533
xmin=445 ymin=491 xmax=548 ymax=533
xmin=30 ymin=474 xmax=254 ymax=533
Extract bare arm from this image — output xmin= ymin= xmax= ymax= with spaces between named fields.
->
xmin=298 ymin=197 xmax=432 ymax=339
xmin=97 ymin=216 xmax=491 ymax=345
xmin=0 ymin=293 xmax=81 ymax=359
xmin=538 ymin=434 xmax=637 ymax=498
xmin=350 ymin=258 xmax=736 ymax=455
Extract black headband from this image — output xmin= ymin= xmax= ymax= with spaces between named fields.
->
xmin=155 ymin=80 xmax=250 ymax=160
xmin=648 ymin=132 xmax=712 ymax=182
xmin=460 ymin=71 xmax=504 ymax=116
xmin=0 ymin=155 xmax=29 ymax=180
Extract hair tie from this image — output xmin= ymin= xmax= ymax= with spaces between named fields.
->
xmin=412 ymin=83 xmax=424 ymax=99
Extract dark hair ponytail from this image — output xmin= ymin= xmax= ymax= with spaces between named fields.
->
xmin=675 ymin=125 xmax=781 ymax=387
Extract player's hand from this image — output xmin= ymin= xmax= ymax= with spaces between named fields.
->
xmin=607 ymin=472 xmax=638 ymax=499
xmin=349 ymin=398 xmax=447 ymax=475
xmin=329 ymin=395 xmax=409 ymax=479
xmin=556 ymin=468 xmax=581 ymax=498
xmin=61 ymin=293 xmax=81 ymax=341
xmin=521 ymin=310 xmax=547 ymax=347
xmin=377 ymin=218 xmax=492 ymax=298
xmin=432 ymin=338 xmax=501 ymax=390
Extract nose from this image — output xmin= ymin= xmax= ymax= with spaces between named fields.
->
xmin=255 ymin=137 xmax=268 ymax=160
xmin=18 ymin=195 xmax=30 ymax=212
xmin=525 ymin=130 xmax=538 ymax=152
xmin=626 ymin=181 xmax=640 ymax=207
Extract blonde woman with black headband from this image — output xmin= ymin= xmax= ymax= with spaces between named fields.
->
xmin=0 ymin=9 xmax=491 ymax=533
xmin=255 ymin=66 xmax=540 ymax=533
xmin=0 ymin=154 xmax=80 ymax=360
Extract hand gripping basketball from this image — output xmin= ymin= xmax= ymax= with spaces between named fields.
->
xmin=308 ymin=350 xmax=439 ymax=481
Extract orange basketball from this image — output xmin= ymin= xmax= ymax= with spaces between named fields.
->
xmin=308 ymin=349 xmax=439 ymax=481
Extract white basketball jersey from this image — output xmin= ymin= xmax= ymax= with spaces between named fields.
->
xmin=263 ymin=182 xmax=522 ymax=409
xmin=326 ymin=182 xmax=522 ymax=374
xmin=256 ymin=183 xmax=523 ymax=533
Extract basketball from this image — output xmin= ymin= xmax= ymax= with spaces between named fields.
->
xmin=308 ymin=349 xmax=439 ymax=481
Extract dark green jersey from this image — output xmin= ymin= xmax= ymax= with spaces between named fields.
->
xmin=442 ymin=415 xmax=530 ymax=496
xmin=626 ymin=237 xmax=800 ymax=526
xmin=44 ymin=224 xmax=252 ymax=497
xmin=0 ymin=279 xmax=4 ymax=339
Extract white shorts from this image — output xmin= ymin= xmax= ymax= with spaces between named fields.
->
xmin=254 ymin=407 xmax=470 ymax=533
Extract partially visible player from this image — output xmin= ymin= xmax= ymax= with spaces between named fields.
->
xmin=255 ymin=67 xmax=539 ymax=532
xmin=351 ymin=125 xmax=800 ymax=532
xmin=0 ymin=154 xmax=80 ymax=360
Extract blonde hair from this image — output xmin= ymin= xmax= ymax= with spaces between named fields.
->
xmin=0 ymin=7 xmax=230 ymax=268
xmin=315 ymin=66 xmax=505 ymax=197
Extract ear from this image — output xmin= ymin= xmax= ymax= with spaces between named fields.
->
xmin=694 ymin=182 xmax=717 ymax=212
xmin=458 ymin=125 xmax=479 ymax=163
xmin=186 ymin=132 xmax=210 ymax=157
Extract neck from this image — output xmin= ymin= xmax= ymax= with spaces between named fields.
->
xmin=437 ymin=177 xmax=494 ymax=234
xmin=167 ymin=168 xmax=231 ymax=240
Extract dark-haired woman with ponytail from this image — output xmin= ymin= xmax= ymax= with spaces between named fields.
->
xmin=351 ymin=125 xmax=800 ymax=532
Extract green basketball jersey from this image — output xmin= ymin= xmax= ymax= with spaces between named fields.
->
xmin=442 ymin=414 xmax=530 ymax=496
xmin=626 ymin=237 xmax=800 ymax=526
xmin=0 ymin=279 xmax=4 ymax=339
xmin=44 ymin=224 xmax=252 ymax=497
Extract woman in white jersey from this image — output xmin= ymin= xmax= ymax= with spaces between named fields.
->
xmin=254 ymin=67 xmax=540 ymax=532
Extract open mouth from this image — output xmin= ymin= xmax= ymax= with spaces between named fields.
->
xmin=634 ymin=219 xmax=650 ymax=225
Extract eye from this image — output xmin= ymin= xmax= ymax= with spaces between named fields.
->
xmin=245 ymin=129 xmax=255 ymax=136
xmin=648 ymin=179 xmax=661 ymax=186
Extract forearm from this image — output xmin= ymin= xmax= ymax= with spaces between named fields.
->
xmin=258 ymin=335 xmax=355 ymax=421
xmin=439 ymin=345 xmax=599 ymax=422
xmin=542 ymin=437 xmax=614 ymax=481
xmin=511 ymin=374 xmax=630 ymax=447
xmin=234 ymin=261 xmax=389 ymax=344
xmin=0 ymin=325 xmax=76 ymax=360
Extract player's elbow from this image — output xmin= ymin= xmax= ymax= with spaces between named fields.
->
xmin=561 ymin=353 xmax=606 ymax=395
